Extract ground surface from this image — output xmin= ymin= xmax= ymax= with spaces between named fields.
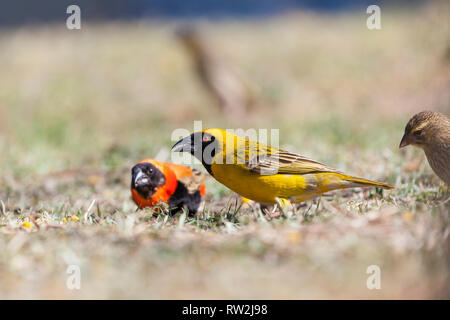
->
xmin=0 ymin=3 xmax=449 ymax=299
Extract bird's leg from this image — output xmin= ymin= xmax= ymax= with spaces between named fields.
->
xmin=275 ymin=197 xmax=294 ymax=218
xmin=240 ymin=197 xmax=253 ymax=207
xmin=240 ymin=196 xmax=260 ymax=219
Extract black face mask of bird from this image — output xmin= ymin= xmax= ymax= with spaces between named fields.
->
xmin=172 ymin=132 xmax=218 ymax=166
xmin=131 ymin=163 xmax=166 ymax=198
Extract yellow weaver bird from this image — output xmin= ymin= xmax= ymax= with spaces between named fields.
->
xmin=172 ymin=128 xmax=393 ymax=204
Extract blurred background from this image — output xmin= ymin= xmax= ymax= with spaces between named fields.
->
xmin=0 ymin=0 xmax=449 ymax=299
xmin=1 ymin=1 xmax=408 ymax=25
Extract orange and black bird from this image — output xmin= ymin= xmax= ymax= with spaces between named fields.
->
xmin=131 ymin=159 xmax=206 ymax=215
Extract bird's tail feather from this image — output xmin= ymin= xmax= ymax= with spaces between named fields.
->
xmin=340 ymin=174 xmax=394 ymax=190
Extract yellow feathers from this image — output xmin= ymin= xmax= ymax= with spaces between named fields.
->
xmin=172 ymin=128 xmax=393 ymax=204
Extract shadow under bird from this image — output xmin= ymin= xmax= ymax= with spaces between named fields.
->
xmin=172 ymin=128 xmax=393 ymax=205
xmin=400 ymin=110 xmax=450 ymax=186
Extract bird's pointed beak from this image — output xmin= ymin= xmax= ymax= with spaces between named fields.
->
xmin=399 ymin=134 xmax=410 ymax=148
xmin=172 ymin=135 xmax=194 ymax=153
xmin=133 ymin=169 xmax=149 ymax=188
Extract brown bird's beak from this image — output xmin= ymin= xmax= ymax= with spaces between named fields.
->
xmin=399 ymin=134 xmax=410 ymax=148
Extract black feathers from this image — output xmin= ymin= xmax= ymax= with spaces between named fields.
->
xmin=168 ymin=181 xmax=203 ymax=216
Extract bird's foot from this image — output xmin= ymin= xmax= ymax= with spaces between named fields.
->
xmin=275 ymin=197 xmax=294 ymax=218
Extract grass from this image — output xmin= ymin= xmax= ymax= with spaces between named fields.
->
xmin=0 ymin=3 xmax=449 ymax=299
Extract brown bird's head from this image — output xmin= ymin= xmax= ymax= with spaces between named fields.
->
xmin=399 ymin=111 xmax=449 ymax=149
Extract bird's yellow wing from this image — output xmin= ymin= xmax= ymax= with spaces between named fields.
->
xmin=241 ymin=145 xmax=393 ymax=190
xmin=246 ymin=149 xmax=339 ymax=176
xmin=227 ymin=134 xmax=339 ymax=175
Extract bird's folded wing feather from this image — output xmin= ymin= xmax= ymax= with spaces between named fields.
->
xmin=177 ymin=169 xmax=206 ymax=193
xmin=246 ymin=150 xmax=339 ymax=175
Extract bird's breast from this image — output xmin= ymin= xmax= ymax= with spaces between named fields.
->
xmin=425 ymin=147 xmax=450 ymax=185
xmin=210 ymin=163 xmax=310 ymax=203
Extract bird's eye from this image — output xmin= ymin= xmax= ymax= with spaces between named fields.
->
xmin=202 ymin=135 xmax=211 ymax=143
xmin=413 ymin=129 xmax=423 ymax=136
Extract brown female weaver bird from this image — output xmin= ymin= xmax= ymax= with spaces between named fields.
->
xmin=131 ymin=159 xmax=206 ymax=215
xmin=172 ymin=128 xmax=393 ymax=205
xmin=399 ymin=111 xmax=450 ymax=185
